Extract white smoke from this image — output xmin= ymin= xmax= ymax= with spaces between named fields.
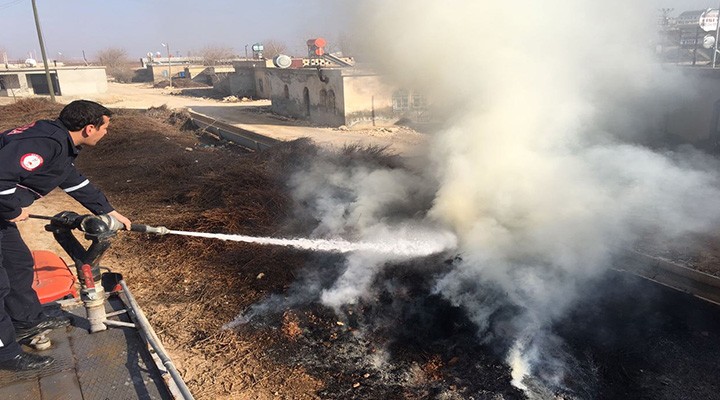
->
xmin=328 ymin=0 xmax=720 ymax=394
xmin=289 ymin=150 xmax=457 ymax=307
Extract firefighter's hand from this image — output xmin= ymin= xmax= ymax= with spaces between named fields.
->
xmin=108 ymin=210 xmax=132 ymax=230
xmin=8 ymin=208 xmax=30 ymax=223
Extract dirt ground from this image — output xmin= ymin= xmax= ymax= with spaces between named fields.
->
xmin=4 ymin=87 xmax=720 ymax=400
xmin=2 ymin=99 xmax=322 ymax=399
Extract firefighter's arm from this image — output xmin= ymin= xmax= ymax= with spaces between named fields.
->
xmin=60 ymin=165 xmax=115 ymax=216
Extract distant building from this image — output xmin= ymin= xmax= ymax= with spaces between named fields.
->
xmin=677 ymin=10 xmax=704 ymax=30
xmin=0 ymin=66 xmax=107 ymax=97
xmin=220 ymin=59 xmax=428 ymax=128
xmin=676 ymin=10 xmax=705 ymax=48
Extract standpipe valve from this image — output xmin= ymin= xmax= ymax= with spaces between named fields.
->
xmin=28 ymin=211 xmax=170 ymax=333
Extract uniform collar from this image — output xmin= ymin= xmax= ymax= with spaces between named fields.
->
xmin=54 ymin=119 xmax=81 ymax=156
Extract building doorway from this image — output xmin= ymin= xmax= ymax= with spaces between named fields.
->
xmin=303 ymin=87 xmax=310 ymax=117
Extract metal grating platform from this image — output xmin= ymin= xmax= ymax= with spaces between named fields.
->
xmin=0 ymin=296 xmax=171 ymax=400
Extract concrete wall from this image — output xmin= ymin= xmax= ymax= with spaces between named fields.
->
xmin=224 ymin=68 xmax=256 ymax=97
xmin=254 ymin=69 xmax=271 ymax=99
xmin=222 ymin=63 xmax=271 ymax=99
xmin=186 ymin=66 xmax=211 ymax=82
xmin=55 ymin=68 xmax=107 ymax=96
xmin=262 ymin=67 xmax=419 ymax=128
xmin=0 ymin=72 xmax=32 ymax=97
xmin=0 ymin=67 xmax=107 ymax=97
xmin=266 ymin=68 xmax=345 ymax=126
xmin=148 ymin=64 xmax=172 ymax=82
xmin=148 ymin=64 xmax=209 ymax=82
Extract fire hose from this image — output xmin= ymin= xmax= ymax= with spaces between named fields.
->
xmin=28 ymin=212 xmax=193 ymax=400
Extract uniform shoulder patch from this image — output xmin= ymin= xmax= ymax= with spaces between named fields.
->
xmin=7 ymin=122 xmax=36 ymax=135
xmin=20 ymin=153 xmax=44 ymax=171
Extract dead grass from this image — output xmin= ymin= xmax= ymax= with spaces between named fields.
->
xmin=0 ymin=99 xmax=322 ymax=398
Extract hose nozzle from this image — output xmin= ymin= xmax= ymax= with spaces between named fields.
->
xmin=130 ymin=224 xmax=170 ymax=235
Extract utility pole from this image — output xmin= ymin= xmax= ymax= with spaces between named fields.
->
xmin=715 ymin=4 xmax=720 ymax=67
xmin=31 ymin=0 xmax=55 ymax=101
xmin=693 ymin=25 xmax=700 ymax=65
xmin=162 ymin=42 xmax=172 ymax=88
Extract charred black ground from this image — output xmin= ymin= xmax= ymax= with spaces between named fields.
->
xmin=556 ymin=272 xmax=720 ymax=400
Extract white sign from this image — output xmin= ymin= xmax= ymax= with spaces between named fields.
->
xmin=699 ymin=9 xmax=719 ymax=32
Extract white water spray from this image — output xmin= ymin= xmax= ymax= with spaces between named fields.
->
xmin=167 ymin=229 xmax=457 ymax=258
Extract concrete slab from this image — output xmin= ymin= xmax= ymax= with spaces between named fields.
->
xmin=0 ymin=297 xmax=172 ymax=400
xmin=39 ymin=370 xmax=82 ymax=400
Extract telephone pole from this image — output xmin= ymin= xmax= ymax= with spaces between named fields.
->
xmin=162 ymin=43 xmax=172 ymax=89
xmin=31 ymin=0 xmax=55 ymax=101
xmin=715 ymin=4 xmax=720 ymax=67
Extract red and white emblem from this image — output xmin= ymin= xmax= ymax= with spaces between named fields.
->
xmin=20 ymin=153 xmax=44 ymax=171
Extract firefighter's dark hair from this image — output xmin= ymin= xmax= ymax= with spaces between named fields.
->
xmin=58 ymin=100 xmax=113 ymax=131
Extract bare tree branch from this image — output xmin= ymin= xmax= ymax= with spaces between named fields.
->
xmin=95 ymin=47 xmax=134 ymax=83
xmin=199 ymin=45 xmax=235 ymax=66
xmin=263 ymin=40 xmax=287 ymax=59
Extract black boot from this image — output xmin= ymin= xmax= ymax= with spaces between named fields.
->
xmin=0 ymin=352 xmax=54 ymax=371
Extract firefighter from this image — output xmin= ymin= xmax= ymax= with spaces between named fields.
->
xmin=0 ymin=100 xmax=131 ymax=371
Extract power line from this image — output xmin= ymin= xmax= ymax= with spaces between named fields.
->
xmin=0 ymin=0 xmax=23 ymax=11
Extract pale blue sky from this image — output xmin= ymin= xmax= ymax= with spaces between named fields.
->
xmin=0 ymin=0 xmax=713 ymax=62
xmin=1 ymin=0 xmax=353 ymax=61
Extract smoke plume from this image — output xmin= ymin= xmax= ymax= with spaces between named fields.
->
xmin=287 ymin=147 xmax=457 ymax=307
xmin=332 ymin=0 xmax=720 ymax=394
xmin=230 ymin=1 xmax=720 ymax=395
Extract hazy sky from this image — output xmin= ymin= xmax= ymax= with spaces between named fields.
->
xmin=0 ymin=0 xmax=353 ymax=61
xmin=0 ymin=0 xmax=713 ymax=62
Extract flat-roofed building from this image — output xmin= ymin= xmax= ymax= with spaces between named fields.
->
xmin=0 ymin=66 xmax=107 ymax=97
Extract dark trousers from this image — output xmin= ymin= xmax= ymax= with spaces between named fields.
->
xmin=0 ymin=221 xmax=45 ymax=360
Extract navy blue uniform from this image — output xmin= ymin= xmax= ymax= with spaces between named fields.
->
xmin=0 ymin=119 xmax=115 ymax=360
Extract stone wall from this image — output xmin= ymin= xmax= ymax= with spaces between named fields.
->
xmin=266 ymin=68 xmax=345 ymax=126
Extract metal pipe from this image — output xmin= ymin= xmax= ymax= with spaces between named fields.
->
xmin=119 ymin=280 xmax=194 ymax=400
xmin=105 ymin=309 xmax=129 ymax=318
xmin=103 ymin=320 xmax=136 ymax=328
